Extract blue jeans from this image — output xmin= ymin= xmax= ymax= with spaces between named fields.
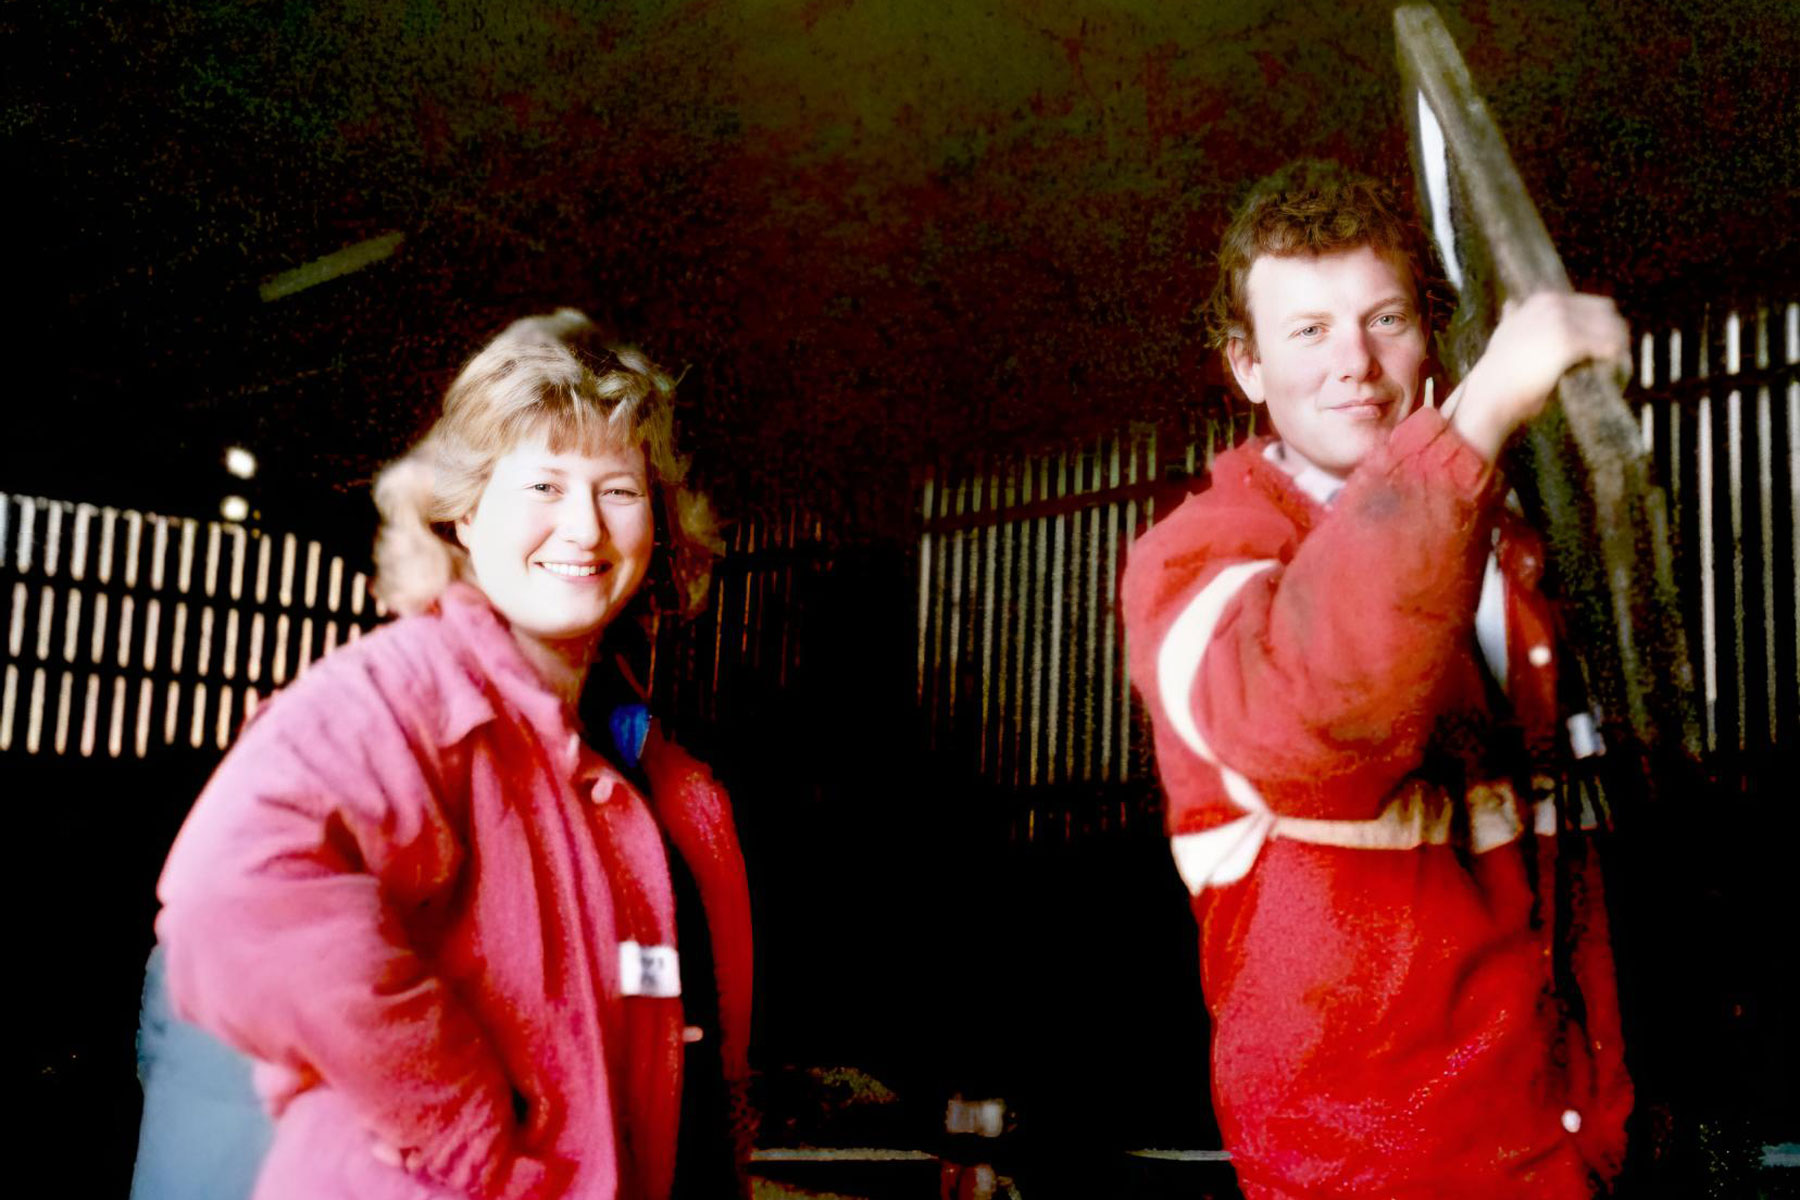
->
xmin=130 ymin=945 xmax=272 ymax=1200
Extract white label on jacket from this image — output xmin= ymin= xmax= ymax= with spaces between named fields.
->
xmin=618 ymin=940 xmax=681 ymax=998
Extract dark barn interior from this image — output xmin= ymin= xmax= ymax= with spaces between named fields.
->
xmin=5 ymin=1 xmax=1799 ymax=1196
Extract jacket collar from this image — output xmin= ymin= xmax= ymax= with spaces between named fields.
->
xmin=435 ymin=582 xmax=606 ymax=786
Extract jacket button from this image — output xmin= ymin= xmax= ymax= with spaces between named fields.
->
xmin=1561 ymin=1108 xmax=1582 ymax=1133
xmin=1528 ymin=644 xmax=1553 ymax=667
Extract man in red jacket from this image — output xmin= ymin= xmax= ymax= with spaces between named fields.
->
xmin=1122 ymin=161 xmax=1635 ymax=1198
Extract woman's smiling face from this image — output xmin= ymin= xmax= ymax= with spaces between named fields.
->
xmin=455 ymin=433 xmax=654 ymax=652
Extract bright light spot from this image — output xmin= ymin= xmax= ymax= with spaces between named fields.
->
xmin=225 ymin=447 xmax=258 ymax=479
xmin=221 ymin=495 xmax=250 ymax=522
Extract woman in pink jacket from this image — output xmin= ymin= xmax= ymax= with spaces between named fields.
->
xmin=156 ymin=311 xmax=754 ymax=1200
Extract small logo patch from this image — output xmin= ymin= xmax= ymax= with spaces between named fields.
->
xmin=618 ymin=940 xmax=681 ymax=998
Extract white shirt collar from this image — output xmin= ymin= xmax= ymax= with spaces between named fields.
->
xmin=1264 ymin=441 xmax=1345 ymax=507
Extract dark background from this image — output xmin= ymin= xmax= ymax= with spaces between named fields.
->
xmin=8 ymin=0 xmax=1797 ymax=534
xmin=4 ymin=1 xmax=1798 ymax=1196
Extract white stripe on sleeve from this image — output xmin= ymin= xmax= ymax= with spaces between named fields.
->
xmin=1154 ymin=559 xmax=1278 ymax=814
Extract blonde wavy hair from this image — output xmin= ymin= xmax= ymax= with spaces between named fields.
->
xmin=372 ymin=309 xmax=722 ymax=622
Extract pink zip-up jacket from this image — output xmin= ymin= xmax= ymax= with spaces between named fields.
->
xmin=157 ymin=583 xmax=753 ymax=1200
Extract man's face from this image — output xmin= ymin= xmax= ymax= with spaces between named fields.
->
xmin=1226 ymin=245 xmax=1429 ymax=480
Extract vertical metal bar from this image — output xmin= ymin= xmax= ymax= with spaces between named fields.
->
xmin=1101 ymin=437 xmax=1122 ymax=781
xmin=1028 ymin=459 xmax=1049 ymax=786
xmin=26 ymin=667 xmax=46 ymax=753
xmin=0 ymin=664 xmax=15 ymax=753
xmin=255 ymin=534 xmax=272 ymax=604
xmin=745 ymin=518 xmax=759 ymax=672
xmin=964 ymin=484 xmax=983 ymax=743
xmin=204 ymin=523 xmax=222 ymax=597
xmin=0 ymin=665 xmax=14 ymax=752
xmin=135 ymin=678 xmax=152 ymax=757
xmin=177 ymin=519 xmax=196 ymax=596
xmin=109 ymin=676 xmax=125 ymax=758
xmin=99 ymin=508 xmax=117 ymax=586
xmin=279 ymin=533 xmax=297 ymax=608
xmin=738 ymin=520 xmax=755 ymax=665
xmin=6 ymin=582 xmax=23 ymax=658
xmin=142 ymin=599 xmax=161 ymax=673
xmin=947 ymin=480 xmax=968 ymax=724
xmin=1055 ymin=448 xmax=1076 ymax=785
xmin=1064 ymin=451 xmax=1085 ymax=784
xmin=116 ymin=596 xmax=134 ymax=669
xmin=198 ymin=608 xmax=215 ymax=678
xmin=54 ymin=670 xmax=72 ymax=754
xmin=1668 ymin=392 xmax=1682 ymax=516
xmin=14 ymin=497 xmax=37 ymax=573
xmin=1725 ymin=314 xmax=1748 ymax=752
xmin=273 ymin=614 xmax=290 ymax=686
xmin=1012 ymin=458 xmax=1035 ymax=787
xmin=89 ymin=593 xmax=108 ymax=664
xmin=1046 ymin=455 xmax=1068 ymax=782
xmin=304 ymin=541 xmax=321 ymax=609
xmin=1119 ymin=434 xmax=1144 ymax=779
xmin=1786 ymin=302 xmax=1800 ymax=745
xmin=941 ymin=490 xmax=958 ymax=730
xmin=150 ymin=518 xmax=169 ymax=592
xmin=80 ymin=674 xmax=99 ymax=757
xmin=996 ymin=462 xmax=1018 ymax=783
xmin=917 ymin=473 xmax=936 ymax=706
xmin=36 ymin=585 xmax=55 ymax=660
xmin=1668 ymin=328 xmax=1685 ymax=515
xmin=216 ymin=685 xmax=235 ymax=750
xmin=171 ymin=602 xmax=189 ymax=674
xmin=62 ymin=588 xmax=81 ymax=663
xmin=1145 ymin=426 xmax=1161 ymax=524
xmin=1757 ymin=374 xmax=1777 ymax=747
xmin=167 ymin=680 xmax=185 ymax=749
xmin=123 ymin=511 xmax=142 ymax=590
xmin=231 ymin=527 xmax=247 ymax=602
xmin=70 ymin=504 xmax=93 ymax=582
xmin=1083 ymin=439 xmax=1103 ymax=782
xmin=709 ymin=530 xmax=728 ymax=709
xmin=979 ymin=473 xmax=999 ymax=778
xmin=1752 ymin=304 xmax=1776 ymax=745
xmin=1698 ymin=390 xmax=1718 ymax=751
xmin=45 ymin=501 xmax=64 ymax=577
xmin=751 ymin=521 xmax=768 ymax=691
xmin=189 ymin=681 xmax=207 ymax=748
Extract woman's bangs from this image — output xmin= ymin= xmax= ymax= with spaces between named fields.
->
xmin=507 ymin=395 xmax=638 ymax=459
